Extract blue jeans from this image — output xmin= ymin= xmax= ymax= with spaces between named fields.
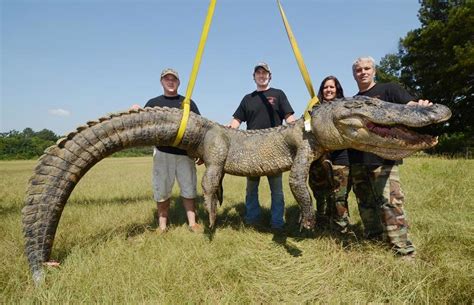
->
xmin=245 ymin=174 xmax=285 ymax=229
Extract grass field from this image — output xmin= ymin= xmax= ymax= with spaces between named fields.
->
xmin=1 ymin=156 xmax=473 ymax=303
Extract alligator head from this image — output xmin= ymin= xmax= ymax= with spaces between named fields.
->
xmin=310 ymin=96 xmax=452 ymax=159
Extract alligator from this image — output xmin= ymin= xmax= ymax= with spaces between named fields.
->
xmin=22 ymin=96 xmax=451 ymax=283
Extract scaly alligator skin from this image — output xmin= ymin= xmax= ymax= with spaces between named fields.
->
xmin=22 ymin=96 xmax=451 ymax=283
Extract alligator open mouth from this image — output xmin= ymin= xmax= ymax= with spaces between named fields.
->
xmin=366 ymin=121 xmax=437 ymax=147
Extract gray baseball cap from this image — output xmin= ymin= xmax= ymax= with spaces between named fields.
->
xmin=254 ymin=62 xmax=271 ymax=73
xmin=160 ymin=68 xmax=179 ymax=80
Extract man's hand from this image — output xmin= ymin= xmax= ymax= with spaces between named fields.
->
xmin=130 ymin=104 xmax=142 ymax=110
xmin=285 ymin=114 xmax=296 ymax=124
xmin=407 ymin=99 xmax=433 ymax=107
xmin=228 ymin=118 xmax=241 ymax=129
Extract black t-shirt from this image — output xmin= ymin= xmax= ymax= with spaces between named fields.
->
xmin=144 ymin=95 xmax=200 ymax=155
xmin=329 ymin=149 xmax=349 ymax=166
xmin=232 ymin=88 xmax=294 ymax=130
xmin=349 ymin=83 xmax=414 ymax=165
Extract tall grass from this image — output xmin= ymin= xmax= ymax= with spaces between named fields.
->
xmin=1 ymin=157 xmax=472 ymax=303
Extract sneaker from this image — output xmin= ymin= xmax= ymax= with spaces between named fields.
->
xmin=335 ymin=225 xmax=355 ymax=236
xmin=271 ymin=227 xmax=285 ymax=236
xmin=189 ymin=223 xmax=204 ymax=233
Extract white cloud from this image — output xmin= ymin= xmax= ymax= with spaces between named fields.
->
xmin=49 ymin=108 xmax=71 ymax=117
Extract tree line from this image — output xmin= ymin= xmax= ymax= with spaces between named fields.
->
xmin=0 ymin=128 xmax=152 ymax=160
xmin=0 ymin=128 xmax=59 ymax=160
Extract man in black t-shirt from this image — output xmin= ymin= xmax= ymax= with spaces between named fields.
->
xmin=350 ymin=56 xmax=432 ymax=257
xmin=228 ymin=62 xmax=295 ymax=231
xmin=139 ymin=68 xmax=203 ymax=234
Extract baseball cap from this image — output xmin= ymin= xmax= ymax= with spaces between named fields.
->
xmin=160 ymin=68 xmax=179 ymax=80
xmin=254 ymin=62 xmax=271 ymax=73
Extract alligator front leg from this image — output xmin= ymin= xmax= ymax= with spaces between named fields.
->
xmin=289 ymin=145 xmax=316 ymax=230
xmin=201 ymin=127 xmax=230 ymax=228
xmin=202 ymin=165 xmax=225 ymax=227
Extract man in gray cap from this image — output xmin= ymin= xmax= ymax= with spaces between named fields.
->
xmin=144 ymin=68 xmax=203 ymax=234
xmin=228 ymin=62 xmax=296 ymax=233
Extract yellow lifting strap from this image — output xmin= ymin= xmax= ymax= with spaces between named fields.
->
xmin=172 ymin=0 xmax=217 ymax=147
xmin=277 ymin=0 xmax=320 ymax=131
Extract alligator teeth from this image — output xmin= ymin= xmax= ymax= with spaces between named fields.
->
xmin=366 ymin=121 xmax=437 ymax=147
xmin=340 ymin=118 xmax=364 ymax=128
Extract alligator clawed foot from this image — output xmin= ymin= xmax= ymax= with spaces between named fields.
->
xmin=209 ymin=211 xmax=216 ymax=228
xmin=205 ymin=200 xmax=217 ymax=228
xmin=32 ymin=269 xmax=45 ymax=286
xmin=298 ymin=212 xmax=315 ymax=232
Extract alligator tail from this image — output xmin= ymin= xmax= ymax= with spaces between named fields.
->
xmin=21 ymin=107 xmax=185 ymax=284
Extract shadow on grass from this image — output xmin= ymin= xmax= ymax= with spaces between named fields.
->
xmin=271 ymin=234 xmax=303 ymax=257
xmin=51 ymin=195 xmax=368 ymax=263
xmin=198 ymin=201 xmax=304 ymax=256
xmin=51 ymin=195 xmax=201 ymax=262
xmin=196 ymin=199 xmax=368 ymax=257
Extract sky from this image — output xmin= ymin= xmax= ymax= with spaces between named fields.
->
xmin=1 ymin=0 xmax=422 ymax=136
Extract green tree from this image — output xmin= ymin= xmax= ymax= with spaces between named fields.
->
xmin=399 ymin=0 xmax=473 ymax=135
xmin=22 ymin=128 xmax=35 ymax=138
xmin=0 ymin=128 xmax=59 ymax=159
xmin=35 ymin=129 xmax=59 ymax=142
xmin=377 ymin=0 xmax=473 ymax=156
xmin=0 ymin=128 xmax=153 ymax=159
xmin=376 ymin=53 xmax=403 ymax=86
xmin=377 ymin=0 xmax=474 ymax=155
xmin=417 ymin=0 xmax=464 ymax=25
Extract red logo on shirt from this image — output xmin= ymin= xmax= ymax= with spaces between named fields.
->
xmin=267 ymin=96 xmax=276 ymax=105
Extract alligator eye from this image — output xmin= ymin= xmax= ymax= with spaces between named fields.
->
xmin=365 ymin=100 xmax=378 ymax=106
xmin=344 ymin=101 xmax=364 ymax=109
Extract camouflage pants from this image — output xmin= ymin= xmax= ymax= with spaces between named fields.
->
xmin=351 ymin=164 xmax=415 ymax=255
xmin=309 ymin=160 xmax=351 ymax=232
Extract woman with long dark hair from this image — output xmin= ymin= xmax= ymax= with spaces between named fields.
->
xmin=309 ymin=76 xmax=351 ymax=233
